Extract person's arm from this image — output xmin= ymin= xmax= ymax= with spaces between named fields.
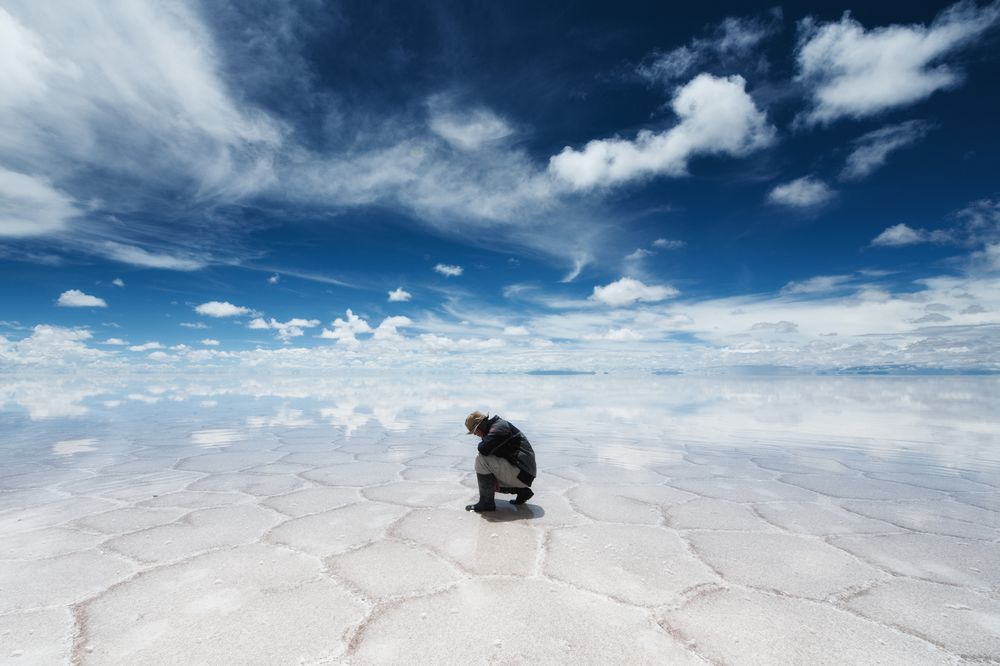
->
xmin=477 ymin=420 xmax=519 ymax=457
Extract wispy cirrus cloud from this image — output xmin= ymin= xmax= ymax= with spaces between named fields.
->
xmin=637 ymin=12 xmax=782 ymax=86
xmin=841 ymin=120 xmax=933 ymax=180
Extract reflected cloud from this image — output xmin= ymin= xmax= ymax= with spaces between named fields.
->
xmin=52 ymin=438 xmax=97 ymax=455
xmin=191 ymin=429 xmax=244 ymax=448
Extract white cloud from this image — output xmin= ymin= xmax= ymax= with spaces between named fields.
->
xmin=781 ymin=275 xmax=851 ymax=295
xmin=434 ymin=264 xmax=463 ymax=277
xmin=0 ymin=2 xmax=282 ymax=200
xmin=418 ymin=333 xmax=505 ymax=352
xmin=871 ymin=223 xmax=931 ymax=247
xmin=128 ymin=342 xmax=163 ymax=352
xmin=267 ymin=274 xmax=280 ymax=284
xmin=872 ymin=198 xmax=1000 ymax=251
xmin=625 ymin=248 xmax=654 ymax=261
xmin=0 ymin=325 xmax=105 ymax=366
xmin=0 ymin=167 xmax=78 ymax=237
xmin=57 ymin=289 xmax=107 ymax=308
xmin=637 ymin=13 xmax=781 ymax=86
xmin=628 ymin=238 xmax=687 ymax=261
xmin=388 ymin=287 xmax=412 ymax=302
xmin=594 ymin=327 xmax=644 ymax=342
xmin=549 ymin=74 xmax=775 ymax=190
xmin=148 ymin=351 xmax=171 ymax=361
xmin=180 ymin=322 xmax=209 ymax=329
xmin=749 ymin=320 xmax=799 ymax=334
xmin=652 ymin=238 xmax=686 ymax=250
xmin=841 ymin=120 xmax=932 ymax=180
xmin=200 ymin=339 xmax=220 ymax=346
xmin=373 ymin=316 xmax=413 ymax=341
xmin=102 ymin=338 xmax=126 ymax=345
xmin=195 ymin=301 xmax=252 ymax=318
xmin=100 ymin=241 xmax=205 ymax=271
xmin=428 ymin=97 xmax=514 ymax=151
xmin=503 ymin=326 xmax=530 ymax=336
xmin=796 ymin=3 xmax=1000 ymax=125
xmin=767 ymin=176 xmax=835 ymax=208
xmin=591 ymin=277 xmax=678 ymax=307
xmin=111 ymin=278 xmax=125 ymax=287
xmin=247 ymin=317 xmax=320 ymax=342
xmin=318 ymin=309 xmax=372 ymax=347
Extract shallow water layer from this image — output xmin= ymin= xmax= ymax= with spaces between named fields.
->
xmin=1 ymin=374 xmax=998 ymax=664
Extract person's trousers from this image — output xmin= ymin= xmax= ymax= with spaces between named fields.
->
xmin=474 ymin=454 xmax=529 ymax=488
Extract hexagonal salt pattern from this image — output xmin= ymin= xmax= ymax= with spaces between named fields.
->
xmin=2 ymin=374 xmax=999 ymax=664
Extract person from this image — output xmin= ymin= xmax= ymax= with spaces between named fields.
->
xmin=464 ymin=410 xmax=536 ymax=512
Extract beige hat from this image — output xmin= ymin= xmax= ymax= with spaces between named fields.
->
xmin=464 ymin=410 xmax=488 ymax=434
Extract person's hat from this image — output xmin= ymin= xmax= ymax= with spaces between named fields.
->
xmin=465 ymin=410 xmax=488 ymax=434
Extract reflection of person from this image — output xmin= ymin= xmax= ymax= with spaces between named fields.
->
xmin=464 ymin=411 xmax=536 ymax=512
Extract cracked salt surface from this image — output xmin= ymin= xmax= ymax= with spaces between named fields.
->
xmin=1 ymin=373 xmax=999 ymax=664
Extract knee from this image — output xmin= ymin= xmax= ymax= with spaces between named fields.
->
xmin=474 ymin=454 xmax=489 ymax=474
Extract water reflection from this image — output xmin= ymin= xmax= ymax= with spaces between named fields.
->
xmin=1 ymin=372 xmax=998 ymax=469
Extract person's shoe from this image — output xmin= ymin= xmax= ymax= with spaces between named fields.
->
xmin=510 ymin=487 xmax=534 ymax=505
xmin=465 ymin=473 xmax=497 ymax=512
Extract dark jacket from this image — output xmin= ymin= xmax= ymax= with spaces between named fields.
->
xmin=477 ymin=416 xmax=536 ymax=486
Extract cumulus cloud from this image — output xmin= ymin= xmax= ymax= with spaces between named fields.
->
xmin=871 ymin=223 xmax=933 ymax=247
xmin=0 ymin=325 xmax=105 ymax=366
xmin=503 ymin=326 xmax=530 ymax=336
xmin=841 ymin=120 xmax=933 ymax=180
xmin=318 ymin=309 xmax=373 ymax=347
xmin=591 ymin=277 xmax=678 ymax=307
xmin=419 ymin=333 xmax=504 ymax=352
xmin=111 ymin=278 xmax=125 ymax=287
xmin=652 ymin=238 xmax=686 ymax=250
xmin=373 ymin=316 xmax=413 ymax=341
xmin=767 ymin=176 xmax=835 ymax=208
xmin=57 ymin=289 xmax=107 ymax=308
xmin=195 ymin=301 xmax=252 ymax=318
xmin=796 ymin=3 xmax=1000 ymax=125
xmin=248 ymin=317 xmax=320 ymax=342
xmin=200 ymin=338 xmax=220 ymax=346
xmin=434 ymin=264 xmax=463 ymax=277
xmin=388 ymin=287 xmax=412 ymax=302
xmin=180 ymin=322 xmax=209 ymax=329
xmin=128 ymin=341 xmax=163 ymax=352
xmin=585 ymin=327 xmax=644 ymax=341
xmin=0 ymin=167 xmax=78 ymax=237
xmin=268 ymin=274 xmax=280 ymax=284
xmin=102 ymin=338 xmax=126 ymax=345
xmin=549 ymin=74 xmax=775 ymax=190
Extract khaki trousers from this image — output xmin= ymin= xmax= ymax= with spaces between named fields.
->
xmin=474 ymin=454 xmax=529 ymax=488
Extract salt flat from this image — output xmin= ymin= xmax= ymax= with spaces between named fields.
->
xmin=0 ymin=373 xmax=998 ymax=664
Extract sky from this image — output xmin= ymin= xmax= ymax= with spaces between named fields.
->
xmin=1 ymin=0 xmax=999 ymax=372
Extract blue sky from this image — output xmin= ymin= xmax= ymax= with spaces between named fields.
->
xmin=1 ymin=0 xmax=999 ymax=371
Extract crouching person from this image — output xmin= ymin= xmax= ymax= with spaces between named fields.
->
xmin=464 ymin=411 xmax=536 ymax=512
